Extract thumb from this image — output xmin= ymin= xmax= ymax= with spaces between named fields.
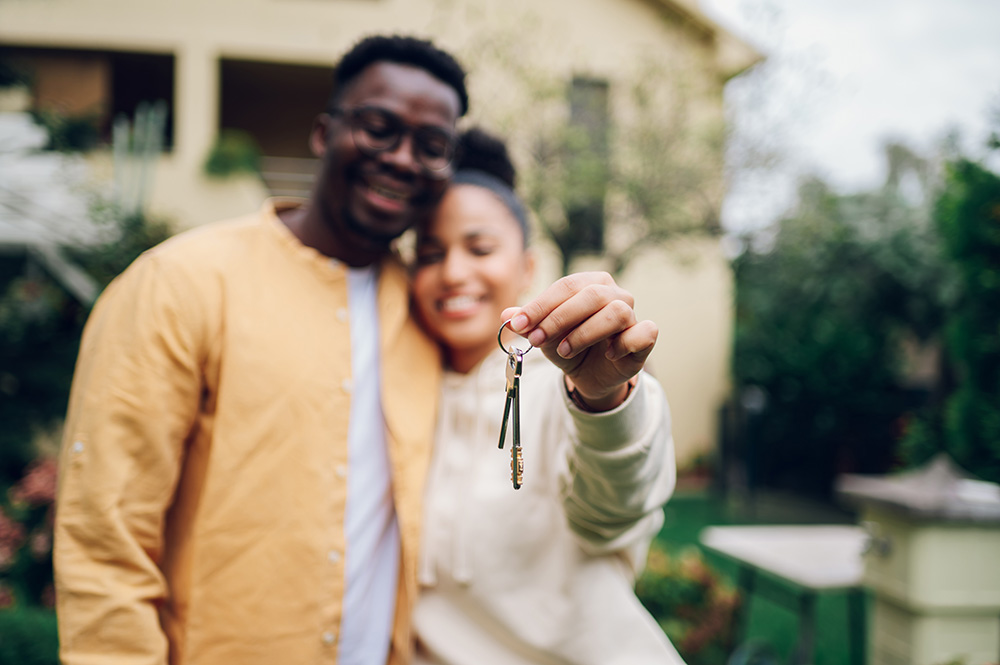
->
xmin=500 ymin=307 xmax=522 ymax=325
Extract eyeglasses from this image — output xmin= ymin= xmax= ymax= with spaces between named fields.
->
xmin=329 ymin=105 xmax=458 ymax=179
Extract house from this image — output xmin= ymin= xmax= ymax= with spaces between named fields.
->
xmin=0 ymin=0 xmax=760 ymax=467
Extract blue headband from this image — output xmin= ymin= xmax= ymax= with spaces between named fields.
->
xmin=451 ymin=169 xmax=530 ymax=246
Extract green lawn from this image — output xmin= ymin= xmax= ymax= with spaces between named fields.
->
xmin=656 ymin=488 xmax=866 ymax=665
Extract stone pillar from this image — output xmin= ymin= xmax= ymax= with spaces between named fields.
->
xmin=838 ymin=455 xmax=1000 ymax=665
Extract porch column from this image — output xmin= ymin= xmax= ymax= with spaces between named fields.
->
xmin=174 ymin=43 xmax=218 ymax=173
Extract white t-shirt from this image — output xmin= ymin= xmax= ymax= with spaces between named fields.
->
xmin=338 ymin=264 xmax=400 ymax=664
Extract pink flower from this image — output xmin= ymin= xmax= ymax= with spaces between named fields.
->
xmin=10 ymin=457 xmax=58 ymax=507
xmin=0 ymin=583 xmax=15 ymax=609
xmin=29 ymin=529 xmax=52 ymax=559
xmin=0 ymin=507 xmax=26 ymax=570
xmin=40 ymin=584 xmax=56 ymax=609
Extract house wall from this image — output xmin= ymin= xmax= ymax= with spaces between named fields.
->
xmin=622 ymin=241 xmax=734 ymax=465
xmin=0 ymin=0 xmax=758 ymax=468
xmin=0 ymin=0 xmax=744 ymax=179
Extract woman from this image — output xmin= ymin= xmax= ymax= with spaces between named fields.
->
xmin=410 ymin=128 xmax=684 ymax=664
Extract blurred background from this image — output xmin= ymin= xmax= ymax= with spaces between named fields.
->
xmin=1 ymin=0 xmax=998 ymax=663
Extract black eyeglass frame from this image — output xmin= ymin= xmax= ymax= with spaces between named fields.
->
xmin=328 ymin=105 xmax=458 ymax=180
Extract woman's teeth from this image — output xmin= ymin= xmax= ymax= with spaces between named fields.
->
xmin=441 ymin=295 xmax=479 ymax=312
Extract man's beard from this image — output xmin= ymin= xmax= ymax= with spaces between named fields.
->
xmin=338 ymin=203 xmax=409 ymax=259
xmin=340 ymin=161 xmax=419 ymax=249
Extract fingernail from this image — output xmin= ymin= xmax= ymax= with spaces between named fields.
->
xmin=528 ymin=329 xmax=547 ymax=347
xmin=511 ymin=314 xmax=529 ymax=332
xmin=557 ymin=339 xmax=572 ymax=358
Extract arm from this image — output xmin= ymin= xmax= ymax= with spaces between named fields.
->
xmin=504 ymin=272 xmax=675 ymax=568
xmin=54 ymin=252 xmax=205 ymax=665
xmin=559 ymin=372 xmax=676 ymax=569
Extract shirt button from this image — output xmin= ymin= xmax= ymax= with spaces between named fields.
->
xmin=335 ymin=464 xmax=347 ymax=479
xmin=322 ymin=631 xmax=337 ymax=645
xmin=341 ymin=379 xmax=352 ymax=394
xmin=336 ymin=308 xmax=348 ymax=322
xmin=71 ymin=441 xmax=85 ymax=453
xmin=328 ymin=549 xmax=342 ymax=563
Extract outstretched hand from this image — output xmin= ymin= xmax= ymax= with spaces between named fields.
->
xmin=501 ymin=272 xmax=658 ymax=411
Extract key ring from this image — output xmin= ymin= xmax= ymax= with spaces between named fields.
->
xmin=498 ymin=319 xmax=534 ymax=355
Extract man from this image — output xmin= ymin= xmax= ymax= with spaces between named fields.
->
xmin=53 ymin=35 xmax=468 ymax=665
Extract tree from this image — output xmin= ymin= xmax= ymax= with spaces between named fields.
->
xmin=731 ymin=142 xmax=951 ymax=496
xmin=442 ymin=8 xmax=735 ymax=277
xmin=521 ymin=61 xmax=727 ymax=276
xmin=900 ymin=158 xmax=1000 ymax=483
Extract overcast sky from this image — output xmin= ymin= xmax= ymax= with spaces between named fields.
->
xmin=699 ymin=0 xmax=1000 ymax=231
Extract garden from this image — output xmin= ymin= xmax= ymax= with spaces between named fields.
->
xmin=2 ymin=76 xmax=999 ymax=664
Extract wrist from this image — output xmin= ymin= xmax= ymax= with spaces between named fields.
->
xmin=564 ymin=376 xmax=638 ymax=413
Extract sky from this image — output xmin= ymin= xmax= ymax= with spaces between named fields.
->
xmin=698 ymin=0 xmax=1000 ymax=231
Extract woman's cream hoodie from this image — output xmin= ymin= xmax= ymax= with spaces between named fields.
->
xmin=414 ymin=349 xmax=684 ymax=664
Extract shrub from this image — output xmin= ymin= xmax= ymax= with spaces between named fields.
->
xmin=636 ymin=543 xmax=740 ymax=664
xmin=0 ymin=606 xmax=59 ymax=665
xmin=203 ymin=129 xmax=261 ymax=178
xmin=29 ymin=109 xmax=102 ymax=152
xmin=0 ymin=456 xmax=57 ymax=610
xmin=0 ymin=276 xmax=83 ymax=487
xmin=1 ymin=194 xmax=173 ymax=481
xmin=70 ymin=204 xmax=173 ymax=290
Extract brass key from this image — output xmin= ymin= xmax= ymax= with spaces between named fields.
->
xmin=498 ymin=346 xmax=524 ymax=489
xmin=497 ymin=320 xmax=532 ymax=490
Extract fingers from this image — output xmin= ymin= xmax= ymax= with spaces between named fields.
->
xmin=500 ymin=306 xmax=522 ymax=325
xmin=562 ymin=318 xmax=658 ymax=406
xmin=507 ymin=272 xmax=635 ymax=353
xmin=553 ymin=298 xmax=636 ymax=359
xmin=502 ymin=272 xmax=659 ymax=408
xmin=605 ymin=319 xmax=658 ymax=365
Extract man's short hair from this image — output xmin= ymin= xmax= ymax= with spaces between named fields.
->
xmin=329 ymin=35 xmax=469 ymax=116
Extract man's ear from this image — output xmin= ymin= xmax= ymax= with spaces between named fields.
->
xmin=309 ymin=114 xmax=331 ymax=158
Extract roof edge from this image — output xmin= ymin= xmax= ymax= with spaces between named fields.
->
xmin=650 ymin=0 xmax=764 ymax=79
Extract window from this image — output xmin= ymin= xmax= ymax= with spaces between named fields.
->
xmin=566 ymin=76 xmax=610 ymax=253
xmin=0 ymin=47 xmax=175 ymax=149
xmin=219 ymin=58 xmax=330 ymax=159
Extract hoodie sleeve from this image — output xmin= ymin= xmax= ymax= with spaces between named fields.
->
xmin=558 ymin=372 xmax=676 ymax=572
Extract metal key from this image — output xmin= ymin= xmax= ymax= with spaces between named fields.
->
xmin=498 ymin=346 xmax=524 ymax=489
xmin=497 ymin=320 xmax=533 ymax=490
